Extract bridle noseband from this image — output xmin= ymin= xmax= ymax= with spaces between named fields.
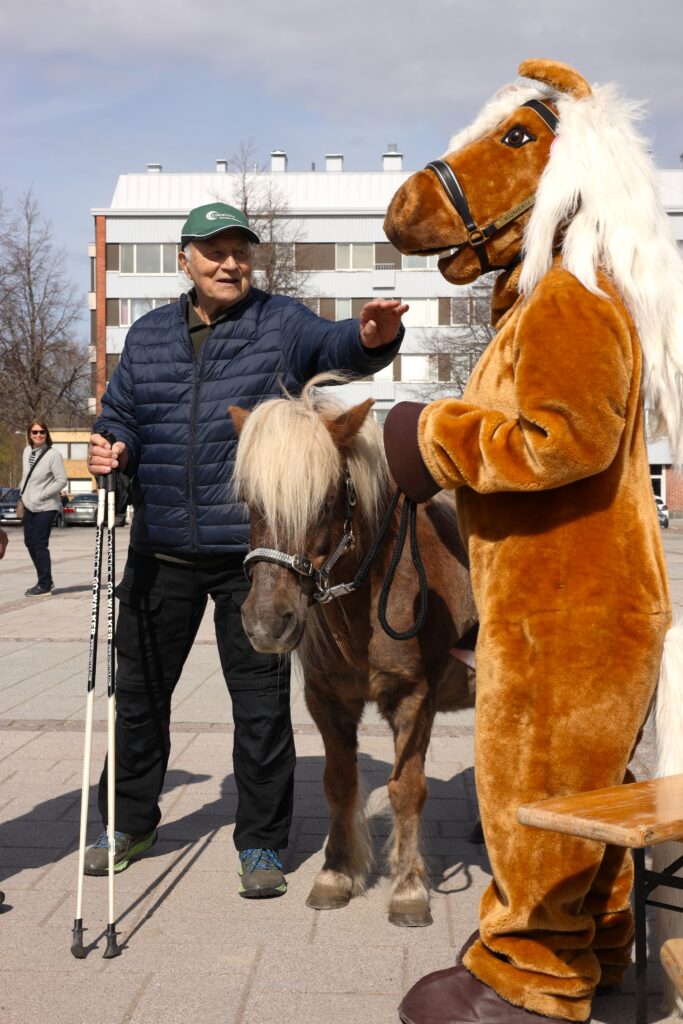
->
xmin=242 ymin=473 xmax=430 ymax=641
xmin=243 ymin=472 xmax=359 ymax=604
xmin=425 ymin=99 xmax=558 ymax=273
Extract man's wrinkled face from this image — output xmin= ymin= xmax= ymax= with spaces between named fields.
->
xmin=178 ymin=229 xmax=254 ymax=317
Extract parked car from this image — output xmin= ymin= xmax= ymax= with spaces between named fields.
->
xmin=53 ymin=494 xmax=70 ymax=528
xmin=655 ymin=495 xmax=670 ymax=529
xmin=63 ymin=493 xmax=126 ymax=527
xmin=0 ymin=488 xmax=21 ymax=526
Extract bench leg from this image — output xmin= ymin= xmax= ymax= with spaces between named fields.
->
xmin=633 ymin=847 xmax=647 ymax=1024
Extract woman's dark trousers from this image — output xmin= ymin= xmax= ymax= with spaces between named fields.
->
xmin=22 ymin=509 xmax=54 ymax=589
xmin=97 ymin=550 xmax=295 ymax=851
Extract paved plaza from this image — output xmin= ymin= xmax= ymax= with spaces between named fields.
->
xmin=1 ymin=522 xmax=682 ymax=1023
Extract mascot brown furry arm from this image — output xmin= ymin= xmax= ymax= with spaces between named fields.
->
xmin=385 ymin=58 xmax=683 ymax=1024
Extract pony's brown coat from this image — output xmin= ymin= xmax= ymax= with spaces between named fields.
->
xmin=231 ymin=387 xmax=477 ymax=924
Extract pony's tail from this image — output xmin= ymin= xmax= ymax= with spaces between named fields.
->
xmin=654 ymin=622 xmax=683 ymax=1015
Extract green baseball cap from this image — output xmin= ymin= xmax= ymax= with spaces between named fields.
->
xmin=180 ymin=202 xmax=260 ymax=244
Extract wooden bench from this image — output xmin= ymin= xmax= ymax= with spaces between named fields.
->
xmin=518 ymin=774 xmax=683 ymax=1024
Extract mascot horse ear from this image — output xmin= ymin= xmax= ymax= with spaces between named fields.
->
xmin=518 ymin=58 xmax=592 ymax=99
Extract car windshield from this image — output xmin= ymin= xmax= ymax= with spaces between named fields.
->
xmin=72 ymin=495 xmax=97 ymax=504
xmin=2 ymin=489 xmax=20 ymax=501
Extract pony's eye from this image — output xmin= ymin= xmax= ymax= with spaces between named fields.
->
xmin=501 ymin=126 xmax=536 ymax=148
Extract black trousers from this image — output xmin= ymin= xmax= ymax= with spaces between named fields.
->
xmin=97 ymin=549 xmax=295 ymax=851
xmin=22 ymin=509 xmax=54 ymax=588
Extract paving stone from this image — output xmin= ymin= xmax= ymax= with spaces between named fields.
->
xmin=1 ymin=527 xmax=682 ymax=1023
xmin=249 ymin=941 xmax=404 ymax=995
xmin=0 ymin=969 xmax=148 ymax=1023
xmin=129 ymin=970 xmax=248 ymax=1024
xmin=243 ymin=991 xmax=401 ymax=1024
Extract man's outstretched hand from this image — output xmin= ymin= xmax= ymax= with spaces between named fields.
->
xmin=359 ymin=299 xmax=409 ymax=348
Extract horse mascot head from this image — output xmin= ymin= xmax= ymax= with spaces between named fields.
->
xmin=385 ymin=57 xmax=683 ymax=462
xmin=384 ymin=60 xmax=683 ymax=1023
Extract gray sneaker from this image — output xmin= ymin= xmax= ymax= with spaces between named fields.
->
xmin=83 ymin=829 xmax=157 ymax=876
xmin=238 ymin=848 xmax=287 ymax=898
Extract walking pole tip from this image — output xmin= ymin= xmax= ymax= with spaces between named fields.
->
xmin=71 ymin=918 xmax=86 ymax=959
xmin=103 ymin=923 xmax=121 ymax=959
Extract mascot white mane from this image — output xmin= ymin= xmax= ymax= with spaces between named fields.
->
xmin=445 ymin=72 xmax=683 ymax=464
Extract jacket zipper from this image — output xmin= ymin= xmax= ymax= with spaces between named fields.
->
xmin=186 ymin=325 xmax=209 ymax=552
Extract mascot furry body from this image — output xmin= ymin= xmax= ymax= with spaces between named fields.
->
xmin=383 ymin=60 xmax=683 ymax=1022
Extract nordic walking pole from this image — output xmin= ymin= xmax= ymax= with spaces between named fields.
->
xmin=71 ymin=473 xmax=107 ymax=958
xmin=103 ymin=466 xmax=121 ymax=959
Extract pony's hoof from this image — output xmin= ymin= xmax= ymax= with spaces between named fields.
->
xmin=388 ymin=902 xmax=433 ymax=928
xmin=306 ymin=885 xmax=352 ymax=911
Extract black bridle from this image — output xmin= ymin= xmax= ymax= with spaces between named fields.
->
xmin=243 ymin=472 xmax=430 ymax=642
xmin=425 ymin=99 xmax=558 ymax=273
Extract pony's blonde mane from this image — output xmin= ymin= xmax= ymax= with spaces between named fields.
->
xmin=446 ymin=75 xmax=683 ymax=464
xmin=233 ymin=376 xmax=391 ymax=548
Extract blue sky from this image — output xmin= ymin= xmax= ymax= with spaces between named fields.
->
xmin=2 ymin=0 xmax=682 ymax=342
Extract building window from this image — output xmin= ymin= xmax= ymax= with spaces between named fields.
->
xmin=295 ymin=243 xmax=336 ymax=271
xmin=402 ymin=254 xmax=439 ymax=270
xmin=373 ymin=363 xmax=393 ymax=382
xmin=70 ymin=479 xmax=93 ymax=494
xmin=400 ymin=354 xmax=431 ymax=381
xmin=106 ymin=298 xmax=173 ymax=327
xmin=119 ymin=243 xmax=179 ymax=275
xmin=336 ymin=298 xmax=352 ymax=320
xmin=336 ymin=243 xmax=374 ymax=270
xmin=451 ymin=287 xmax=493 ymax=326
xmin=318 ymin=298 xmax=335 ymax=320
xmin=52 ymin=442 xmax=90 ymax=460
xmin=401 ymin=299 xmax=438 ymax=328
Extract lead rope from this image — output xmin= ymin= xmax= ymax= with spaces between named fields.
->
xmin=377 ymin=496 xmax=429 ymax=641
xmin=347 ymin=489 xmax=429 ymax=641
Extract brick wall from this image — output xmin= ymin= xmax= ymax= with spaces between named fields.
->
xmin=95 ymin=216 xmax=107 ymax=414
xmin=666 ymin=466 xmax=683 ymax=516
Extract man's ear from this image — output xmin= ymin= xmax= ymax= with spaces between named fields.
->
xmin=229 ymin=406 xmax=250 ymax=435
xmin=178 ymin=247 xmax=191 ymax=280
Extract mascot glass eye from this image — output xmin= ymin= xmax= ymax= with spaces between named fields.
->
xmin=501 ymin=125 xmax=536 ymax=148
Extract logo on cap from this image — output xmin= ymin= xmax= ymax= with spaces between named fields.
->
xmin=206 ymin=210 xmax=235 ymax=221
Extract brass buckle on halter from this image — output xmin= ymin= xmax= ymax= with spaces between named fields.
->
xmin=468 ymin=228 xmax=485 ymax=246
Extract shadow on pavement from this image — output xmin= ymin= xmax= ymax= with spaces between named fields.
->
xmin=0 ymin=768 xmax=210 ymax=892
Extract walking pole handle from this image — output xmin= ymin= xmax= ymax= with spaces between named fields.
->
xmin=99 ymin=431 xmax=118 ymax=492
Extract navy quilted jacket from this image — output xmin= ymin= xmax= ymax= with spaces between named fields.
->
xmin=95 ymin=289 xmax=402 ymax=557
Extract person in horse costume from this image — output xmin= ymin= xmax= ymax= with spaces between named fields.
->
xmin=382 ymin=59 xmax=683 ymax=1023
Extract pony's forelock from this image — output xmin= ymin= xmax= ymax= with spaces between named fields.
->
xmin=446 ymin=74 xmax=683 ymax=464
xmin=232 ymin=377 xmax=390 ymax=548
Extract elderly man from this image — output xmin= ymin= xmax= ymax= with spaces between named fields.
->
xmin=85 ymin=202 xmax=406 ymax=898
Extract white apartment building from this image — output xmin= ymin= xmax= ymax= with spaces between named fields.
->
xmin=90 ymin=150 xmax=683 ymax=506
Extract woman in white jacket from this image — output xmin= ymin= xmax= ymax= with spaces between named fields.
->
xmin=20 ymin=420 xmax=67 ymax=596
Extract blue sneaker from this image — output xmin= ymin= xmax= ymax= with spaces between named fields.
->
xmin=238 ymin=848 xmax=287 ymax=898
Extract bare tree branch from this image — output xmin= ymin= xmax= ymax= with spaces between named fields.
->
xmin=0 ymin=191 xmax=90 ymax=443
xmin=211 ymin=141 xmax=311 ymax=300
xmin=409 ymin=278 xmax=497 ymax=401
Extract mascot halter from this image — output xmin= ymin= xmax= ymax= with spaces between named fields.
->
xmin=425 ymin=98 xmax=558 ymax=272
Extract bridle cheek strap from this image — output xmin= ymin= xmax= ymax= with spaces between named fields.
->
xmin=425 ymin=99 xmax=558 ymax=273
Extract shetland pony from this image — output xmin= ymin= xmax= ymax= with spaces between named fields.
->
xmin=229 ymin=379 xmax=477 ymax=927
